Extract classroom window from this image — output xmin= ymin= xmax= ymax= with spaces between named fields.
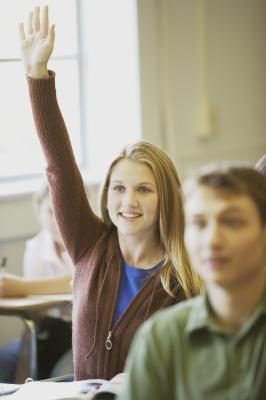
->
xmin=0 ymin=0 xmax=141 ymax=187
xmin=0 ymin=0 xmax=80 ymax=182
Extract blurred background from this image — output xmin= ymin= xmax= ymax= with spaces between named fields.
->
xmin=0 ymin=0 xmax=265 ymax=345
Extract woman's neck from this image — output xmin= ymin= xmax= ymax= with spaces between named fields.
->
xmin=118 ymin=233 xmax=164 ymax=269
xmin=207 ymin=273 xmax=265 ymax=332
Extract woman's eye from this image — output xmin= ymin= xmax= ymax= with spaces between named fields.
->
xmin=138 ymin=186 xmax=151 ymax=193
xmin=113 ymin=185 xmax=125 ymax=192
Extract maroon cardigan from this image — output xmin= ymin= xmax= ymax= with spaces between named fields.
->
xmin=27 ymin=72 xmax=185 ymax=380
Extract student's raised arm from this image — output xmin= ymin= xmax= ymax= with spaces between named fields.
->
xmin=19 ymin=6 xmax=103 ymax=264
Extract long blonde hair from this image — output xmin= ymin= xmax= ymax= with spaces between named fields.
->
xmin=100 ymin=141 xmax=200 ymax=298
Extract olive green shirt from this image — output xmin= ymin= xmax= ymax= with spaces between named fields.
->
xmin=118 ymin=293 xmax=266 ymax=400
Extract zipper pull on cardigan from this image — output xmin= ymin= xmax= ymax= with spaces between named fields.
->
xmin=105 ymin=330 xmax=112 ymax=350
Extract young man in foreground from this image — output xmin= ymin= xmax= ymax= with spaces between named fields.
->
xmin=118 ymin=163 xmax=266 ymax=400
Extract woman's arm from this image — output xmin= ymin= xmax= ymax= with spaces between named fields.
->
xmin=0 ymin=273 xmax=72 ymax=297
xmin=19 ymin=7 xmax=104 ymax=263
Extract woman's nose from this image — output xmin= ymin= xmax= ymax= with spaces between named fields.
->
xmin=122 ymin=190 xmax=138 ymax=207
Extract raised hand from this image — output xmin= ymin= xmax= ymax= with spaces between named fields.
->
xmin=19 ymin=6 xmax=55 ymax=79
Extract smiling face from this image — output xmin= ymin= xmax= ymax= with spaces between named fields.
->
xmin=184 ymin=186 xmax=266 ymax=290
xmin=106 ymin=159 xmax=159 ymax=241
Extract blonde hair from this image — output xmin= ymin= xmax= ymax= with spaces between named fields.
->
xmin=100 ymin=141 xmax=200 ymax=298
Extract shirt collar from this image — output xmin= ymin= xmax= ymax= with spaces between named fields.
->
xmin=185 ymin=289 xmax=266 ymax=336
xmin=185 ymin=291 xmax=212 ymax=335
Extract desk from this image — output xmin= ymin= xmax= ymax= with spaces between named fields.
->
xmin=0 ymin=294 xmax=73 ymax=380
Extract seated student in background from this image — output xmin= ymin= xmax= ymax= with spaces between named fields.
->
xmin=17 ymin=6 xmax=201 ymax=381
xmin=0 ymin=182 xmax=73 ymax=382
xmin=256 ymin=154 xmax=266 ymax=176
xmin=118 ymin=163 xmax=266 ymax=400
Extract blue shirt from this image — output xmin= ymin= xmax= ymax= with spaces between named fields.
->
xmin=112 ymin=260 xmax=162 ymax=325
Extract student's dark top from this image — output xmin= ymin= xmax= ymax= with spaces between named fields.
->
xmin=26 ymin=72 xmax=185 ymax=380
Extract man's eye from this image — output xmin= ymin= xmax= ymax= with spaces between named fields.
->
xmin=223 ymin=219 xmax=243 ymax=227
xmin=190 ymin=220 xmax=206 ymax=228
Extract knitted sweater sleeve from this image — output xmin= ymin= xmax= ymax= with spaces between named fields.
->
xmin=27 ymin=71 xmax=103 ymax=264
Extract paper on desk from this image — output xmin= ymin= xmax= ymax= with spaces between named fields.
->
xmin=5 ymin=381 xmax=93 ymax=400
xmin=0 ymin=383 xmax=21 ymax=397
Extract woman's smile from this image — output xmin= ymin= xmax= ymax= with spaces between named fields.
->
xmin=119 ymin=211 xmax=143 ymax=220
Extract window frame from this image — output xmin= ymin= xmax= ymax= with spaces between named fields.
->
xmin=0 ymin=0 xmax=84 ymax=187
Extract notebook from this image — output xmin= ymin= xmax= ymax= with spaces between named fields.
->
xmin=0 ymin=373 xmax=126 ymax=400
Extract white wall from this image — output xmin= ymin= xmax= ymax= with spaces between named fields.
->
xmin=137 ymin=0 xmax=266 ymax=177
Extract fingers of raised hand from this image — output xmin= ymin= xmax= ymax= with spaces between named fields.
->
xmin=29 ymin=6 xmax=41 ymax=35
xmin=33 ymin=6 xmax=40 ymax=32
xmin=46 ymin=24 xmax=55 ymax=46
xmin=27 ymin=11 xmax=33 ymax=35
xmin=40 ymin=5 xmax=49 ymax=37
xmin=24 ymin=6 xmax=50 ymax=38
xmin=18 ymin=23 xmax=26 ymax=41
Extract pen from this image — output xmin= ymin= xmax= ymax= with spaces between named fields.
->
xmin=1 ymin=257 xmax=7 ymax=276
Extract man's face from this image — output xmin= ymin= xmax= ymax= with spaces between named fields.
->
xmin=184 ymin=186 xmax=266 ymax=289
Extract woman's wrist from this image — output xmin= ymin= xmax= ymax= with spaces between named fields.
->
xmin=27 ymin=65 xmax=49 ymax=79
